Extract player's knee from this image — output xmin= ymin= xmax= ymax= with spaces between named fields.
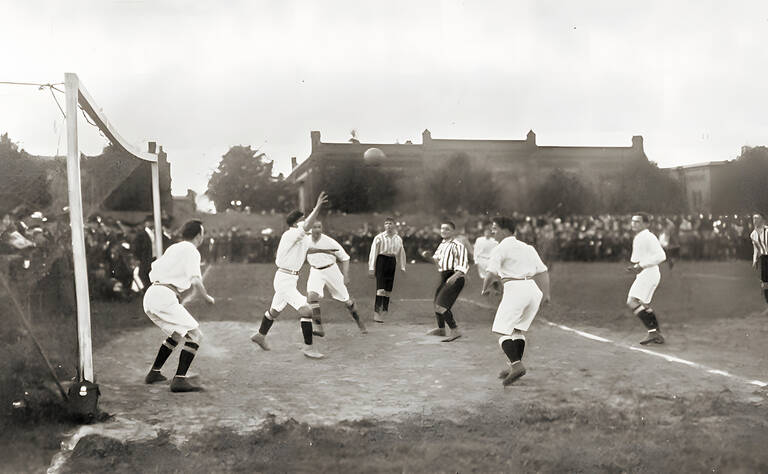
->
xmin=345 ymin=298 xmax=355 ymax=308
xmin=185 ymin=329 xmax=203 ymax=344
xmin=169 ymin=332 xmax=184 ymax=344
xmin=307 ymin=292 xmax=319 ymax=304
xmin=434 ymin=305 xmax=447 ymax=314
xmin=376 ymin=289 xmax=387 ymax=297
xmin=498 ymin=335 xmax=514 ymax=347
xmin=267 ymin=308 xmax=281 ymax=320
xmin=298 ymin=305 xmax=313 ymax=318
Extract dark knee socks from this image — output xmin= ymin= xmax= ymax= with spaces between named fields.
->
xmin=258 ymin=311 xmax=274 ymax=335
xmin=300 ymin=318 xmax=313 ymax=345
xmin=151 ymin=336 xmax=178 ymax=370
xmin=501 ymin=338 xmax=525 ymax=364
xmin=176 ymin=341 xmax=198 ymax=376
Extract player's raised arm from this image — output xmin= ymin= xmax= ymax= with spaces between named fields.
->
xmin=303 ymin=191 xmax=328 ymax=230
xmin=397 ymin=236 xmax=407 ymax=272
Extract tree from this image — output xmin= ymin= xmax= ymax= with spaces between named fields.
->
xmin=424 ymin=153 xmax=498 ymax=213
xmin=530 ymin=169 xmax=596 ymax=216
xmin=206 ymin=146 xmax=294 ymax=213
xmin=603 ymin=157 xmax=686 ymax=213
xmin=728 ymin=146 xmax=768 ymax=214
xmin=0 ymin=133 xmax=52 ymax=215
xmin=324 ymin=163 xmax=397 ymax=213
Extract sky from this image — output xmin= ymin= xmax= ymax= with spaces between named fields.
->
xmin=2 ymin=0 xmax=768 ymax=204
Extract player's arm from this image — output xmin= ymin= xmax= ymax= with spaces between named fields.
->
xmin=190 ymin=275 xmax=215 ymax=305
xmin=531 ymin=249 xmax=550 ymax=303
xmin=397 ymin=236 xmax=407 ymax=272
xmin=302 ymin=191 xmax=328 ymax=230
xmin=481 ymin=249 xmax=502 ymax=295
xmin=368 ymin=235 xmax=379 ymax=276
xmin=340 ymin=259 xmax=351 ymax=284
xmin=752 ymin=234 xmax=759 ymax=269
xmin=307 ymin=248 xmax=337 ymax=254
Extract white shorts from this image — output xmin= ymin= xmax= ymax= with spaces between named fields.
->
xmin=627 ymin=266 xmax=660 ymax=305
xmin=307 ymin=264 xmax=350 ymax=302
xmin=271 ymin=271 xmax=308 ymax=312
xmin=492 ymin=280 xmax=543 ymax=334
xmin=476 ymin=260 xmax=489 ymax=279
xmin=143 ymin=285 xmax=199 ymax=337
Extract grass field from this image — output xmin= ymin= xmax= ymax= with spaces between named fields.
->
xmin=5 ymin=261 xmax=768 ymax=473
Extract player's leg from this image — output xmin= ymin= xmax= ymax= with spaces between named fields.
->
xmin=437 ymin=277 xmax=465 ymax=342
xmin=145 ymin=331 xmax=182 ymax=384
xmin=627 ymin=270 xmax=664 ymax=344
xmin=297 ymin=303 xmax=323 ymax=359
xmin=380 ymin=256 xmax=396 ymax=320
xmin=252 ymin=272 xmax=290 ymax=350
xmin=427 ymin=281 xmax=447 ymax=336
xmin=760 ymin=255 xmax=768 ymax=305
xmin=170 ymin=328 xmax=204 ymax=392
xmin=308 ymin=291 xmax=324 ymax=337
xmin=627 ymin=296 xmax=664 ymax=344
xmin=326 ymin=268 xmax=366 ymax=333
xmin=307 ymin=269 xmax=326 ymax=336
xmin=498 ymin=331 xmax=527 ymax=385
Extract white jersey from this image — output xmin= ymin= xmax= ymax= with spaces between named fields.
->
xmin=473 ymin=236 xmax=498 ymax=264
xmin=630 ymin=229 xmax=666 ymax=268
xmin=307 ymin=234 xmax=349 ymax=268
xmin=275 ymin=221 xmax=310 ymax=272
xmin=487 ymin=236 xmax=547 ymax=280
xmin=368 ymin=232 xmax=406 ymax=271
xmin=148 ymin=241 xmax=202 ymax=292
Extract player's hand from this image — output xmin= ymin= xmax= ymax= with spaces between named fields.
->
xmin=344 ymin=275 xmax=350 ymax=285
xmin=626 ymin=264 xmax=641 ymax=274
xmin=542 ymin=295 xmax=551 ymax=306
xmin=400 ymin=266 xmax=406 ymax=273
xmin=204 ymin=295 xmax=216 ymax=305
xmin=368 ymin=269 xmax=375 ymax=279
xmin=316 ymin=191 xmax=328 ymax=208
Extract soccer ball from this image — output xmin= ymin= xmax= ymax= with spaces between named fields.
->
xmin=363 ymin=147 xmax=386 ymax=164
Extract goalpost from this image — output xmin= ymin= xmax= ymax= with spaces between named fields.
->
xmin=64 ymin=73 xmax=163 ymax=395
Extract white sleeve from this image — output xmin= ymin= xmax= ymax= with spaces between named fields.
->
xmin=530 ymin=246 xmax=548 ymax=274
xmin=185 ymin=246 xmax=203 ymax=280
xmin=328 ymin=236 xmax=349 ymax=261
xmin=486 ymin=246 xmax=502 ymax=275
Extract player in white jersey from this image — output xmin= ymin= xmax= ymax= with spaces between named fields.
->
xmin=142 ymin=220 xmax=215 ymax=392
xmin=482 ymin=216 xmax=550 ymax=386
xmin=626 ymin=212 xmax=667 ymax=345
xmin=251 ymin=192 xmax=337 ymax=359
xmin=473 ymin=226 xmax=499 ymax=294
xmin=306 ymin=221 xmax=367 ymax=336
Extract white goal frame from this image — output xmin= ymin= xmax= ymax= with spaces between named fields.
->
xmin=65 ymin=72 xmax=163 ymax=383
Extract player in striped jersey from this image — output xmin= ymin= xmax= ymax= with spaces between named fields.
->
xmin=368 ymin=217 xmax=407 ymax=323
xmin=426 ymin=220 xmax=469 ymax=342
xmin=750 ymin=212 xmax=768 ymax=305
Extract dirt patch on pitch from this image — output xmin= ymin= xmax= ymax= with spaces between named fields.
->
xmin=62 ymin=394 xmax=768 ymax=473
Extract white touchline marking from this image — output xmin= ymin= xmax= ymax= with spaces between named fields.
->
xmin=456 ymin=297 xmax=768 ymax=390
xmin=683 ymin=273 xmax=747 ymax=281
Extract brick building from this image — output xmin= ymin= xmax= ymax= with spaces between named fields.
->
xmin=288 ymin=129 xmax=649 ymax=212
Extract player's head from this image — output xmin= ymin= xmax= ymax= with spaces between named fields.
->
xmin=286 ymin=210 xmax=304 ymax=227
xmin=311 ymin=221 xmax=323 ymax=238
xmin=143 ymin=214 xmax=154 ymax=227
xmin=631 ymin=212 xmax=650 ymax=231
xmin=383 ymin=217 xmax=395 ymax=233
xmin=180 ymin=219 xmax=205 ymax=247
xmin=483 ymin=225 xmax=492 ymax=237
xmin=753 ymin=211 xmax=765 ymax=227
xmin=491 ymin=216 xmax=516 ymax=238
xmin=440 ymin=220 xmax=456 ymax=239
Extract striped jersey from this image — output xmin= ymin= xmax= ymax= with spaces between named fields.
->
xmin=368 ymin=232 xmax=406 ymax=271
xmin=751 ymin=226 xmax=768 ymax=263
xmin=433 ymin=238 xmax=469 ymax=274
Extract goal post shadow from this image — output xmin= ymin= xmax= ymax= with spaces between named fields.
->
xmin=65 ymin=73 xmax=163 ymax=416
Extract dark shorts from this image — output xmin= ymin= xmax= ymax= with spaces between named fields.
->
xmin=761 ymin=255 xmax=768 ymax=283
xmin=434 ymin=271 xmax=465 ymax=310
xmin=375 ymin=254 xmax=397 ymax=292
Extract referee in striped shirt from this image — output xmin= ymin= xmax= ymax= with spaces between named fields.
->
xmin=750 ymin=212 xmax=768 ymax=305
xmin=427 ymin=220 xmax=469 ymax=342
xmin=368 ymin=217 xmax=406 ymax=323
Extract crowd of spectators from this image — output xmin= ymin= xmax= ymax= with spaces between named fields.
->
xmin=0 ymin=210 xmax=757 ymax=305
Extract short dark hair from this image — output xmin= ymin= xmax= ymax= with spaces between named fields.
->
xmin=632 ymin=212 xmax=651 ymax=223
xmin=384 ymin=216 xmax=395 ymax=224
xmin=144 ymin=214 xmax=154 ymax=223
xmin=492 ymin=216 xmax=516 ymax=233
xmin=180 ymin=220 xmax=204 ymax=241
xmin=286 ymin=210 xmax=304 ymax=227
xmin=441 ymin=220 xmax=456 ymax=230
